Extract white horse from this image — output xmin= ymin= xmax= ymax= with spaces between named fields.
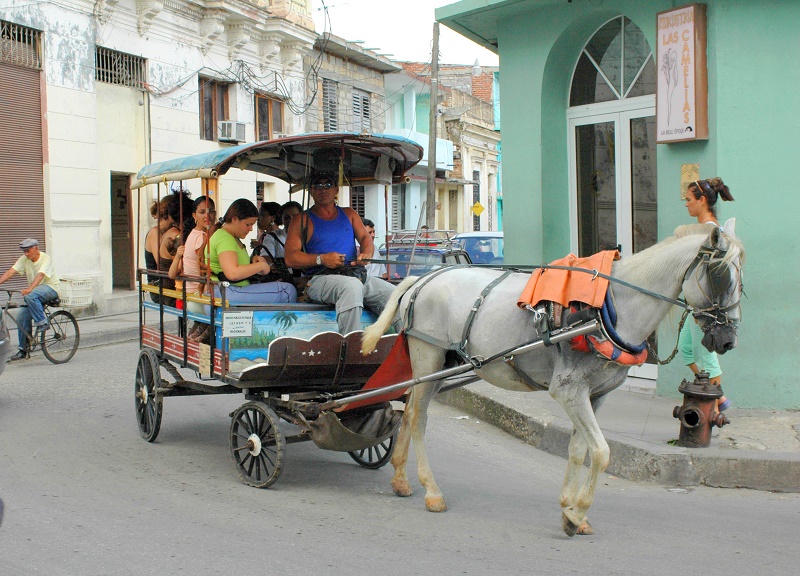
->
xmin=362 ymin=221 xmax=743 ymax=536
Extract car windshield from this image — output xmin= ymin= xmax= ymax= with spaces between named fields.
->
xmin=381 ymin=248 xmax=468 ymax=279
xmin=457 ymin=236 xmax=504 ymax=264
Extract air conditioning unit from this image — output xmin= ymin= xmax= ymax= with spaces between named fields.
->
xmin=272 ymin=132 xmax=290 ymax=139
xmin=218 ymin=121 xmax=246 ymax=143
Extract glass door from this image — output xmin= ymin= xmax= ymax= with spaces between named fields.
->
xmin=569 ymin=105 xmax=656 ymax=259
xmin=568 ymin=102 xmax=657 ymax=378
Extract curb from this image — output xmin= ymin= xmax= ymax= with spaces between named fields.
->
xmin=78 ymin=327 xmax=140 ymax=349
xmin=436 ymin=386 xmax=800 ymax=493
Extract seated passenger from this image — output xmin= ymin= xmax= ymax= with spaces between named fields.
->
xmin=284 ymin=172 xmax=394 ymax=334
xmin=208 ymin=199 xmax=297 ymax=306
xmin=145 ymin=191 xmax=195 ymax=307
xmin=251 ymin=201 xmax=282 ymax=253
xmin=169 ymin=195 xmax=216 ymax=341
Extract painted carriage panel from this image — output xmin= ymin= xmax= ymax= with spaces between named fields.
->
xmin=220 ymin=309 xmax=380 ymax=373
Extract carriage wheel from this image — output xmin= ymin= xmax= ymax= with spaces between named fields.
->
xmin=134 ymin=349 xmax=163 ymax=442
xmin=229 ymin=402 xmax=285 ymax=488
xmin=41 ymin=310 xmax=80 ymax=364
xmin=348 ymin=433 xmax=395 ymax=469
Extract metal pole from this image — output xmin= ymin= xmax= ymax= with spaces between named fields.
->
xmin=425 ymin=21 xmax=439 ymax=229
xmin=384 ymin=184 xmax=391 ymax=279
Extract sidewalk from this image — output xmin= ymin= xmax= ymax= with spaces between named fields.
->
xmin=74 ymin=311 xmax=800 ymax=493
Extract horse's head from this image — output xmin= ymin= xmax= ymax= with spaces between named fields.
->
xmin=681 ymin=218 xmax=744 ymax=354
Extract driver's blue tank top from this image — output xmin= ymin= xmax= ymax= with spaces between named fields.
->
xmin=304 ymin=207 xmax=357 ymax=274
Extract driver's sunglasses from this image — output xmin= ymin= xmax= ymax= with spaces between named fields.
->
xmin=312 ymin=181 xmax=334 ymax=189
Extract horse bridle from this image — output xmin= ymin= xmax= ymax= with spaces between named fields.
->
xmin=683 ymin=246 xmax=743 ymax=331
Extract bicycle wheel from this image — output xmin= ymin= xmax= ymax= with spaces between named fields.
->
xmin=41 ymin=310 xmax=80 ymax=364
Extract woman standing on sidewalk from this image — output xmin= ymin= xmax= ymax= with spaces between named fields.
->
xmin=680 ymin=177 xmax=734 ymax=411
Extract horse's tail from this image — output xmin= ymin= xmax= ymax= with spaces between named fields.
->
xmin=361 ymin=275 xmax=419 ymax=355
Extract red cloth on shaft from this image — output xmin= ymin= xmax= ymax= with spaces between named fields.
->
xmin=341 ymin=332 xmax=413 ymax=411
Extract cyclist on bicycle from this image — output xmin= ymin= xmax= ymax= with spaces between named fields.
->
xmin=0 ymin=238 xmax=61 ymax=361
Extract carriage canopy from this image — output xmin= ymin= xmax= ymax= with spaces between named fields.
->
xmin=131 ymin=133 xmax=424 ymax=190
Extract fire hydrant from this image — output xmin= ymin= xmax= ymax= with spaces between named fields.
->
xmin=672 ymin=371 xmax=729 ymax=448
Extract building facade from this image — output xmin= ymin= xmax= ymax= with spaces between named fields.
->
xmin=1 ymin=0 xmax=317 ymax=313
xmin=438 ymin=0 xmax=800 ymax=408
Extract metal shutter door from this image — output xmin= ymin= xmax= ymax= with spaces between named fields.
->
xmin=0 ymin=62 xmax=45 ymax=290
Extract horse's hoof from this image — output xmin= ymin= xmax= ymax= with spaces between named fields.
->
xmin=561 ymin=513 xmax=579 ymax=537
xmin=425 ymin=496 xmax=447 ymax=512
xmin=576 ymin=519 xmax=594 ymax=535
xmin=391 ymin=480 xmax=413 ymax=497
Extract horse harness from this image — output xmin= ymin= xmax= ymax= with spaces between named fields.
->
xmin=683 ymin=245 xmax=742 ymax=332
xmin=398 ymin=240 xmax=740 ymax=374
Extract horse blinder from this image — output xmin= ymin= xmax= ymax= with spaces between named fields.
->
xmin=688 ymin=248 xmax=741 ymax=353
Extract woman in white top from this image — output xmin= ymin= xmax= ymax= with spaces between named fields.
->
xmin=679 ymin=177 xmax=734 ymax=411
xmin=168 ymin=196 xmax=216 ymax=341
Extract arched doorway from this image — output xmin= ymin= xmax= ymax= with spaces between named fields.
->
xmin=566 ymin=16 xmax=658 ymax=381
xmin=567 ymin=16 xmax=656 ymax=259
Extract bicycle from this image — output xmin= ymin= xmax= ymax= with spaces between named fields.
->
xmin=1 ymin=289 xmax=80 ymax=364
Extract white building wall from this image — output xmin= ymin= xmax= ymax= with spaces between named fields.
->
xmin=1 ymin=0 xmax=317 ymax=313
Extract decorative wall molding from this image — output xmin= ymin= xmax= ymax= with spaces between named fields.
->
xmin=280 ymin=41 xmax=303 ymax=69
xmin=94 ymin=0 xmax=121 ymax=25
xmin=226 ymin=23 xmax=252 ymax=61
xmin=136 ymin=0 xmax=164 ymax=36
xmin=163 ymin=0 xmax=201 ymax=21
xmin=258 ymin=34 xmax=282 ymax=70
xmin=51 ymin=219 xmax=104 ymax=228
xmin=199 ymin=9 xmax=226 ymax=54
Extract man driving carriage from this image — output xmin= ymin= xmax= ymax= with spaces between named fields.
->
xmin=284 ymin=172 xmax=395 ymax=334
xmin=0 ymin=238 xmax=61 ymax=361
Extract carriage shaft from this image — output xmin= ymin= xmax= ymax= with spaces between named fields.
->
xmin=320 ymin=320 xmax=600 ymax=411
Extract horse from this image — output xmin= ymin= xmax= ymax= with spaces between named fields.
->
xmin=362 ymin=220 xmax=743 ymax=536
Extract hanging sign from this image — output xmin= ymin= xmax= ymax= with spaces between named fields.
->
xmin=656 ymin=4 xmax=709 ymax=143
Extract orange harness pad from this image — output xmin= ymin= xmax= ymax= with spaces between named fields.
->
xmin=517 ymin=250 xmax=619 ymax=310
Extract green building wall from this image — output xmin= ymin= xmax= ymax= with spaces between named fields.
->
xmin=446 ymin=0 xmax=800 ymax=408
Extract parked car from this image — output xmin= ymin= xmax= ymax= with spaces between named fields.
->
xmin=452 ymin=231 xmax=504 ymax=265
xmin=379 ymin=230 xmax=472 ymax=280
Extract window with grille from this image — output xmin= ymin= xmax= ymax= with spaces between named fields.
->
xmin=1 ymin=20 xmax=42 ymax=69
xmin=199 ymin=77 xmax=229 ymax=141
xmin=95 ymin=47 xmax=146 ymax=89
xmin=353 ymin=89 xmax=370 ymax=133
xmin=256 ymin=95 xmax=284 ymax=141
xmin=350 ymin=186 xmax=365 ymax=217
xmin=256 ymin=181 xmax=265 ymax=207
xmin=391 ymin=184 xmax=406 ymax=230
xmin=322 ymin=78 xmax=338 ymax=132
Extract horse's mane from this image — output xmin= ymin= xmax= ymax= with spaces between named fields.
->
xmin=615 ymin=223 xmax=744 ymax=285
xmin=674 ymin=223 xmax=745 ymax=265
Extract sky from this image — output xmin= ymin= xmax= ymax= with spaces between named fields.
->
xmin=311 ymin=0 xmax=499 ymax=66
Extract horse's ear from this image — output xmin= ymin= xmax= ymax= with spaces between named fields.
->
xmin=704 ymin=224 xmax=725 ymax=251
xmin=722 ymin=218 xmax=736 ymax=239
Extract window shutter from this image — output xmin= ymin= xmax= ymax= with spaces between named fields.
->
xmin=353 ymin=89 xmax=370 ymax=133
xmin=322 ymin=78 xmax=338 ymax=132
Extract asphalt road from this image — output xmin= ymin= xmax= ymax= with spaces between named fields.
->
xmin=1 ymin=341 xmax=799 ymax=575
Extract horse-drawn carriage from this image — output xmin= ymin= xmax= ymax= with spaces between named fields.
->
xmin=132 ymin=133 xmax=430 ymax=487
xmin=132 ymin=133 xmax=744 ymax=536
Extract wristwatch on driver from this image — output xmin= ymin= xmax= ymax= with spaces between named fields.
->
xmin=316 ymin=254 xmax=322 ymax=266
